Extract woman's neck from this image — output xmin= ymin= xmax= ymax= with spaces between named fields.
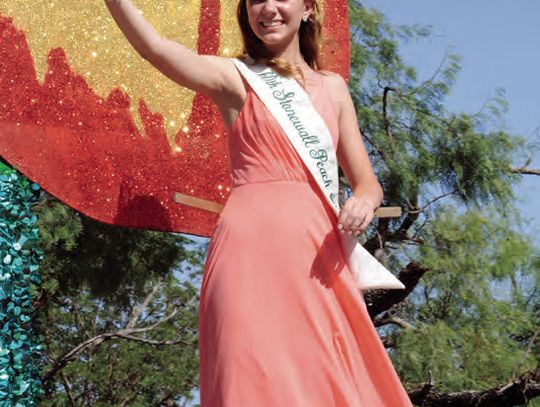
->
xmin=266 ymin=40 xmax=311 ymax=72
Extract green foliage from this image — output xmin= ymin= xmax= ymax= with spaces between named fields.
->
xmin=347 ymin=2 xmax=539 ymax=404
xmin=33 ymin=194 xmax=203 ymax=309
xmin=31 ymin=193 xmax=205 ymax=405
xmin=418 ymin=206 xmax=532 ymax=283
xmin=433 ymin=115 xmax=520 ymax=207
xmin=390 ymin=205 xmax=538 ymax=393
xmin=348 ymin=0 xmax=526 ymax=211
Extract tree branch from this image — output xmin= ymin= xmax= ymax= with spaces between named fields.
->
xmin=382 ymin=85 xmax=398 ymax=159
xmin=374 ymin=313 xmax=417 ymax=330
xmin=125 ymin=280 xmax=163 ymax=329
xmin=40 ymin=283 xmax=197 ymax=386
xmin=364 ymin=261 xmax=428 ymax=317
xmin=118 ymin=373 xmax=143 ymax=407
xmin=59 ymin=371 xmax=76 ymax=406
xmin=361 ymin=129 xmax=389 ymax=163
xmin=365 ymin=197 xmax=420 ymax=253
xmin=380 ymin=335 xmax=396 ymax=348
xmin=509 ymin=166 xmax=540 ymax=176
xmin=408 ymin=189 xmax=459 ymax=215
xmin=408 ymin=367 xmax=540 ymax=406
xmin=512 ymin=328 xmax=540 ymax=380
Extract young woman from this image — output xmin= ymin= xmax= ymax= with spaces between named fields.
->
xmin=105 ymin=0 xmax=413 ymax=405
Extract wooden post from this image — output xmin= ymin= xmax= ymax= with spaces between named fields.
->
xmin=173 ymin=192 xmax=402 ymax=218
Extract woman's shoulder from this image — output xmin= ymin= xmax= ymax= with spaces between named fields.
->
xmin=316 ymin=69 xmax=347 ymax=85
xmin=316 ymin=70 xmax=349 ymax=112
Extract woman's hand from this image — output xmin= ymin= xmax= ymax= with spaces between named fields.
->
xmin=337 ymin=195 xmax=377 ymax=236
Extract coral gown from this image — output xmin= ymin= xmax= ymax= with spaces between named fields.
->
xmin=198 ymin=68 xmax=413 ymax=406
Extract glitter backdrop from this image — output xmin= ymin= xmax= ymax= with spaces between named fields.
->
xmin=0 ymin=1 xmax=349 ymax=237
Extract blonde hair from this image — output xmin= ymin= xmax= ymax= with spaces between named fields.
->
xmin=235 ymin=0 xmax=327 ymax=86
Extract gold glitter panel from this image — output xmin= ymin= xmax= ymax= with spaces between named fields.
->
xmin=0 ymin=1 xmax=203 ymax=144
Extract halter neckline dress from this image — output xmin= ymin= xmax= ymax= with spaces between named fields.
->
xmin=198 ymin=64 xmax=413 ymax=406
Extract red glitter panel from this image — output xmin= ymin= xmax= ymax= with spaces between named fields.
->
xmin=0 ymin=2 xmax=349 ymax=238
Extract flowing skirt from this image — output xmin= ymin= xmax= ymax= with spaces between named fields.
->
xmin=198 ymin=180 xmax=412 ymax=406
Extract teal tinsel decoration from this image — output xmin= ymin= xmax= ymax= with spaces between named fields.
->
xmin=0 ymin=168 xmax=44 ymax=406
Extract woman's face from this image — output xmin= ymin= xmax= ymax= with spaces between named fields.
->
xmin=246 ymin=0 xmax=311 ymax=47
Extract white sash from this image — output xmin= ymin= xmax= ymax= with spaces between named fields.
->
xmin=231 ymin=56 xmax=405 ymax=291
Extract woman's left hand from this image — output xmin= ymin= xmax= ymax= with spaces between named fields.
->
xmin=337 ymin=195 xmax=376 ymax=236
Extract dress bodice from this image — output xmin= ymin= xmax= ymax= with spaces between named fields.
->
xmin=227 ymin=71 xmax=340 ymax=187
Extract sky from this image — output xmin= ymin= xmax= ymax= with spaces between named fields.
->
xmin=184 ymin=1 xmax=540 ymax=404
xmin=361 ymin=0 xmax=540 ymax=237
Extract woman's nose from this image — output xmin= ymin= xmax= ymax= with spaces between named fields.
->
xmin=261 ymin=0 xmax=278 ymax=14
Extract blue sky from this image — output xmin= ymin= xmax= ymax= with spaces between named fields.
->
xmin=361 ymin=0 xmax=540 ymax=236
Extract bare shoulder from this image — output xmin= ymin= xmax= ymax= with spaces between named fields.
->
xmin=200 ymin=54 xmax=246 ymax=104
xmin=318 ymin=69 xmax=349 ymax=116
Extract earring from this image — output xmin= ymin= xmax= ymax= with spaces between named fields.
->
xmin=302 ymin=15 xmax=308 ymax=22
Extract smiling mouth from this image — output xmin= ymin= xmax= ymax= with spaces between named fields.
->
xmin=260 ymin=21 xmax=284 ymax=28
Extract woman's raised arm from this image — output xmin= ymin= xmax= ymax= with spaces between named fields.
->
xmin=104 ymin=0 xmax=233 ymax=100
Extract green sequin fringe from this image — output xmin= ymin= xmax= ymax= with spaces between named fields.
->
xmin=0 ymin=163 xmax=44 ymax=406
